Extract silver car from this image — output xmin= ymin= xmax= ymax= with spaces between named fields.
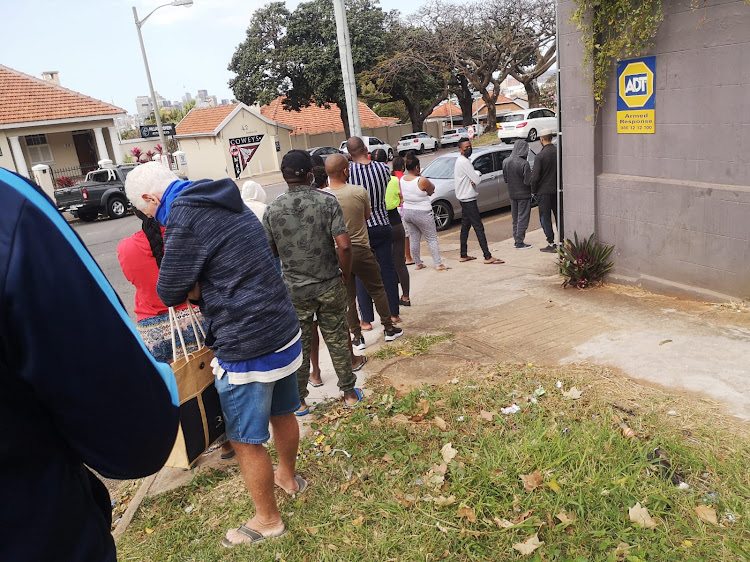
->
xmin=421 ymin=145 xmax=537 ymax=231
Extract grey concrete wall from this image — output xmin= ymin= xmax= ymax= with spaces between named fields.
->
xmin=559 ymin=0 xmax=750 ymax=298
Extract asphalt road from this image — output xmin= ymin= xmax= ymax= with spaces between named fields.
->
xmin=73 ymin=139 xmax=545 ymax=316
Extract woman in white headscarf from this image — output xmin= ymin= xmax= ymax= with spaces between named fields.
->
xmin=241 ymin=181 xmax=268 ymax=220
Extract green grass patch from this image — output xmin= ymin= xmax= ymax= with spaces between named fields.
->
xmin=117 ymin=364 xmax=750 ymax=561
xmin=368 ymin=332 xmax=454 ymax=360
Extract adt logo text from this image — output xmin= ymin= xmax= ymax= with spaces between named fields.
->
xmin=625 ymin=74 xmax=648 ymax=96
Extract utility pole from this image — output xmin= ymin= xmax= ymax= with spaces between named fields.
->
xmin=332 ymin=0 xmax=361 ymax=138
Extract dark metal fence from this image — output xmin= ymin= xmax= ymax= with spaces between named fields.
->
xmin=50 ymin=163 xmax=98 ymax=189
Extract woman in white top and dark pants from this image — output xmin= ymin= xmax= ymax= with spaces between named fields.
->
xmin=400 ymin=152 xmax=448 ymax=271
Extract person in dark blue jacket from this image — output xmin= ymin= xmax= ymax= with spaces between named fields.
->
xmin=125 ymin=162 xmax=305 ymax=549
xmin=0 ymin=168 xmax=180 ymax=561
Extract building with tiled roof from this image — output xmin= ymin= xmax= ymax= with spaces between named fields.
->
xmin=0 ymin=65 xmax=126 ymax=185
xmin=174 ymin=103 xmax=293 ymax=181
xmin=428 ymin=103 xmax=462 ymax=119
xmin=260 ymin=97 xmax=394 ymax=136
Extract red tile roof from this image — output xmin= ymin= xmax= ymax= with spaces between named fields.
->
xmin=260 ymin=97 xmax=394 ymax=135
xmin=473 ymin=95 xmax=523 ymax=115
xmin=175 ymin=104 xmax=238 ymax=136
xmin=428 ymin=103 xmax=462 ymax=118
xmin=0 ymin=65 xmax=124 ymax=126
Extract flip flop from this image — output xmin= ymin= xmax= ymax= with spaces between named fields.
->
xmin=308 ymin=379 xmax=324 ymax=388
xmin=352 ymin=356 xmax=368 ymax=372
xmin=459 ymin=256 xmax=477 ymax=262
xmin=295 ymin=405 xmax=309 ymax=416
xmin=399 ymin=297 xmax=411 ymax=306
xmin=344 ymin=387 xmax=364 ymax=408
xmin=221 ymin=525 xmax=287 ymax=548
xmin=275 ymin=474 xmax=308 ymax=497
xmin=405 ymin=261 xmax=415 ymax=265
xmin=220 ymin=449 xmax=237 ymax=460
xmin=484 ymin=258 xmax=505 ymax=264
xmin=414 ymin=264 xmax=426 ymax=270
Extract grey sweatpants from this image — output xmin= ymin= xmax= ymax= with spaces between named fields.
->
xmin=402 ymin=208 xmax=443 ymax=267
xmin=511 ymin=198 xmax=532 ymax=247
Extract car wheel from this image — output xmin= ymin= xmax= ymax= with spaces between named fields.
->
xmin=503 ymin=139 xmax=513 ymax=144
xmin=387 ymin=149 xmax=394 ymax=161
xmin=418 ymin=144 xmax=424 ymax=154
xmin=107 ymin=197 xmax=127 ymax=219
xmin=527 ymin=129 xmax=538 ymax=142
xmin=432 ymin=200 xmax=454 ymax=231
xmin=78 ymin=211 xmax=98 ymax=222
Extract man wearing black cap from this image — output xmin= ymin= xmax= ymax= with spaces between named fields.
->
xmin=264 ymin=150 xmax=363 ymax=416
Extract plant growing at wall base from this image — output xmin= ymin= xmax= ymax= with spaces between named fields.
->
xmin=55 ymin=176 xmax=76 ymax=189
xmin=570 ymin=0 xmax=663 ymax=111
xmin=558 ymin=232 xmax=614 ymax=289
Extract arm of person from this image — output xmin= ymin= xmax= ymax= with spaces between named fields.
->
xmin=2 ymin=173 xmax=179 ymax=479
xmin=156 ymin=224 xmax=208 ymax=307
xmin=523 ymin=161 xmax=532 ymax=187
xmin=329 ymin=198 xmax=351 ymax=282
xmin=530 ymin=154 xmax=542 ymax=194
xmin=418 ymin=176 xmax=436 ymax=196
xmin=361 ymin=187 xmax=372 ymax=221
xmin=462 ymin=158 xmax=481 ymax=186
xmin=502 ymin=160 xmax=509 ymax=185
xmin=262 ymin=210 xmax=280 ymax=257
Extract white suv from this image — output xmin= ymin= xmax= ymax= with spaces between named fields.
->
xmin=339 ymin=136 xmax=394 ymax=160
xmin=397 ymin=132 xmax=439 ymax=155
xmin=497 ymin=108 xmax=557 ymax=143
xmin=440 ymin=127 xmax=468 ymax=147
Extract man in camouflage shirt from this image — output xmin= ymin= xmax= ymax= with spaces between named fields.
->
xmin=264 ymin=150 xmax=362 ymax=413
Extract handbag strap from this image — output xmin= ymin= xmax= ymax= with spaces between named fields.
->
xmin=169 ymin=306 xmax=189 ymax=361
xmin=185 ymin=303 xmax=206 ymax=348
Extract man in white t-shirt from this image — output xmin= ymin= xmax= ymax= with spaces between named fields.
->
xmin=454 ymin=138 xmax=504 ymax=265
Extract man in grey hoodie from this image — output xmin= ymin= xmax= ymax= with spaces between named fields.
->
xmin=502 ymin=140 xmax=533 ymax=249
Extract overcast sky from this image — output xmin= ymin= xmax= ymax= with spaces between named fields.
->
xmin=2 ymin=0 xmax=406 ymax=115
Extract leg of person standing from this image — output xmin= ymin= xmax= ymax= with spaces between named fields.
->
xmin=459 ymin=201 xmax=473 ymax=259
xmin=464 ymin=200 xmax=492 ymax=261
xmin=293 ymin=301 xmax=316 ymax=413
xmin=403 ymin=210 xmax=423 ymax=269
xmin=355 ymin=278 xmax=375 ymax=328
xmin=367 ymin=225 xmax=400 ymax=320
xmin=510 ymin=199 xmax=520 ymax=246
xmin=516 ymin=198 xmax=531 ymax=246
xmin=391 ymin=221 xmax=410 ymax=303
xmin=538 ymin=194 xmax=556 ymax=247
xmin=419 ymin=210 xmax=446 ymax=269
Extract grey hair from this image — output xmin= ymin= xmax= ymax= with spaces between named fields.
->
xmin=124 ymin=162 xmax=180 ymax=211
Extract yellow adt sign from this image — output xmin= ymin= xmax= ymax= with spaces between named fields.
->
xmin=616 ymin=56 xmax=656 ymax=134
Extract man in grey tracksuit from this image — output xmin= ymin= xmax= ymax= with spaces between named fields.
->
xmin=502 ymin=140 xmax=533 ymax=249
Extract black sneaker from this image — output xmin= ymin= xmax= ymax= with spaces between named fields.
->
xmin=540 ymin=245 xmax=557 ymax=253
xmin=384 ymin=326 xmax=404 ymax=342
xmin=515 ymin=243 xmax=532 ymax=250
xmin=352 ymin=336 xmax=367 ymax=351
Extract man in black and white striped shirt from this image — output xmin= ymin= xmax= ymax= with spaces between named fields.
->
xmin=347 ymin=137 xmax=401 ymax=328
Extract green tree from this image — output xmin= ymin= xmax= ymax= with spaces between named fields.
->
xmin=360 ymin=23 xmax=451 ymax=132
xmin=228 ymin=0 xmax=387 ymax=138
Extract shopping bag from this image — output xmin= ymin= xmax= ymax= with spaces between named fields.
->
xmin=164 ymin=304 xmax=225 ymax=469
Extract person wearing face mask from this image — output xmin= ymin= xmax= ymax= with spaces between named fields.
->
xmin=454 ymin=138 xmax=504 ymax=265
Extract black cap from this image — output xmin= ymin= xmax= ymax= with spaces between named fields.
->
xmin=281 ymin=150 xmax=313 ymax=177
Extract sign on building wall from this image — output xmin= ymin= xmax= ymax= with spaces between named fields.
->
xmin=140 ymin=124 xmax=176 ymax=138
xmin=616 ymin=56 xmax=656 ymax=134
xmin=229 ymin=135 xmax=264 ymax=178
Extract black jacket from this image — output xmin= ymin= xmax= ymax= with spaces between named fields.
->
xmin=0 ymin=170 xmax=179 ymax=561
xmin=502 ymin=141 xmax=532 ymax=200
xmin=531 ymin=143 xmax=557 ymax=195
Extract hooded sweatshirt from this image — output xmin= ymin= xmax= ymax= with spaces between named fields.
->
xmin=241 ymin=181 xmax=268 ymax=220
xmin=156 ymin=178 xmax=300 ymax=362
xmin=502 ymin=140 xmax=532 ymax=200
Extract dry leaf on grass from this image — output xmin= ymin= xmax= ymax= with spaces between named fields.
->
xmin=494 ymin=517 xmax=514 ymax=529
xmin=434 ymin=495 xmax=456 ymax=507
xmin=305 ymin=527 xmax=319 ymax=535
xmin=417 ymin=399 xmax=430 ymax=415
xmin=562 ymin=387 xmax=583 ymax=400
xmin=433 ymin=416 xmax=448 ymax=431
xmin=448 ymin=377 xmax=459 ymax=384
xmin=629 ymin=502 xmax=657 ymax=529
xmin=459 ymin=528 xmax=482 ymax=537
xmin=512 ymin=510 xmax=534 ymax=524
xmin=613 ymin=542 xmax=631 ymax=557
xmin=382 ymin=453 xmax=393 ymax=463
xmin=520 ymin=470 xmax=543 ymax=492
xmin=479 ymin=409 xmax=497 ymax=422
xmin=327 ymin=544 xmax=339 ymax=551
xmin=694 ymin=505 xmax=719 ymax=526
xmin=145 ymin=527 xmax=154 ymax=534
xmin=351 ymin=516 xmax=364 ymax=527
xmin=391 ymin=414 xmax=410 ymax=424
xmin=371 ymin=415 xmax=380 ymax=427
xmin=456 ymin=506 xmax=477 ymax=523
xmin=340 ymin=477 xmax=358 ymax=494
xmin=513 ymin=533 xmax=544 ymax=556
xmin=431 ymin=463 xmax=448 ymax=475
xmin=555 ymin=512 xmax=576 ymax=524
xmin=441 ymin=443 xmax=457 ymax=463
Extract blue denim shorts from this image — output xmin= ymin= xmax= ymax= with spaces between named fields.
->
xmin=214 ymin=373 xmax=300 ymax=444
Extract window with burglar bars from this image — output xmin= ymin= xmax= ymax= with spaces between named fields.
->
xmin=24 ymin=134 xmax=54 ymax=164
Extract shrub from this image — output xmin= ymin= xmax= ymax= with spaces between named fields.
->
xmin=558 ymin=232 xmax=614 ymax=289
xmin=55 ymin=175 xmax=76 ymax=188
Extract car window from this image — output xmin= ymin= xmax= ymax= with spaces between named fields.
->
xmin=473 ymin=155 xmax=493 ymax=175
xmin=421 ymin=156 xmax=457 ymax=180
xmin=528 ymin=110 xmax=541 ymax=120
xmin=444 ymin=129 xmax=456 ymax=135
xmin=401 ymin=135 xmax=415 ymax=141
xmin=543 ymin=109 xmax=555 ymax=118
xmin=499 ymin=113 xmax=524 ymax=123
xmin=458 ymin=128 xmax=467 ymax=133
xmin=493 ymin=151 xmax=511 ymax=171
xmin=89 ymin=170 xmax=110 ymax=182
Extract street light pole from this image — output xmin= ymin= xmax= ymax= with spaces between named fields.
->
xmin=133 ymin=0 xmax=193 ymax=162
xmin=332 ymin=0 xmax=361 ymax=138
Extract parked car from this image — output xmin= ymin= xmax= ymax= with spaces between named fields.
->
xmin=55 ymin=164 xmax=138 ymax=221
xmin=497 ymin=108 xmax=557 ymax=143
xmin=421 ymin=145 xmax=538 ymax=231
xmin=397 ymin=132 xmax=439 ymax=155
xmin=307 ymin=146 xmax=344 ymax=161
xmin=339 ymin=136 xmax=394 ymax=160
xmin=439 ymin=127 xmax=468 ymax=147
